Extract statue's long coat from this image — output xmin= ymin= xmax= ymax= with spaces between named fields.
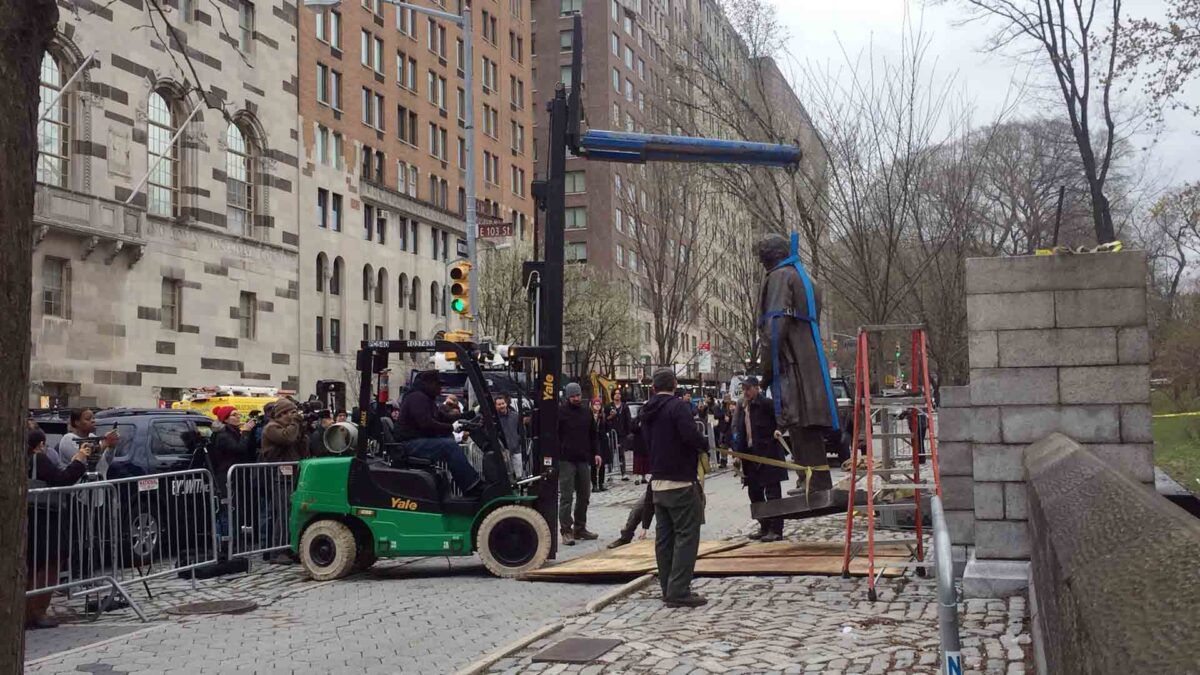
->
xmin=757 ymin=264 xmax=834 ymax=431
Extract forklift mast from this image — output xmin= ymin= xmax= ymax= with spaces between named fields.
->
xmin=527 ymin=15 xmax=803 ymax=558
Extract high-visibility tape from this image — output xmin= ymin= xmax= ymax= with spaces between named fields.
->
xmin=1152 ymin=410 xmax=1200 ymax=419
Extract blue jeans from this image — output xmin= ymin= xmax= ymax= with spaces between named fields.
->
xmin=402 ymin=438 xmax=480 ymax=492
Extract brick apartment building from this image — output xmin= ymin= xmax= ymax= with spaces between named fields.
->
xmin=297 ymin=0 xmax=537 ymax=393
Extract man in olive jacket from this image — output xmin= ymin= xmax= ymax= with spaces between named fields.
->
xmin=641 ymin=369 xmax=709 ymax=608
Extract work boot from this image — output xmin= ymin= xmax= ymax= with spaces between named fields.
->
xmin=574 ymin=527 xmax=599 ymax=541
xmin=663 ymin=593 xmax=707 ymax=608
xmin=760 ymin=530 xmax=783 ymax=543
xmin=606 ymin=536 xmax=632 ymax=549
xmin=561 ymin=530 xmax=576 ymax=546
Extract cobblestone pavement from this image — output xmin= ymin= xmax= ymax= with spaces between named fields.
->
xmin=26 ymin=468 xmax=754 ymax=673
xmin=486 ymin=513 xmax=1031 ymax=675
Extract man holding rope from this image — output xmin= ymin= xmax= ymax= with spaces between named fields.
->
xmin=732 ymin=377 xmax=787 ymax=541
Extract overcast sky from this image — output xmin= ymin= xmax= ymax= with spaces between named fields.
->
xmin=767 ymin=0 xmax=1200 ymax=186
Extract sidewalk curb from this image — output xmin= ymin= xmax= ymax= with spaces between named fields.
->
xmin=585 ymin=573 xmax=655 ymax=613
xmin=456 ymin=573 xmax=655 ymax=675
xmin=453 ymin=621 xmax=564 ymax=675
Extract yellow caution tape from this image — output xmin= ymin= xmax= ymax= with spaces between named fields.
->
xmin=1152 ymin=410 xmax=1200 ymax=419
xmin=1034 ymin=241 xmax=1124 ymax=256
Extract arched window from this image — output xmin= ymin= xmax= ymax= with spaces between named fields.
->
xmin=441 ymin=286 xmax=447 ymax=316
xmin=147 ymin=91 xmax=178 ymax=217
xmin=375 ymin=268 xmax=386 ymax=304
xmin=362 ymin=264 xmax=373 ymax=301
xmin=37 ymin=53 xmax=70 ymax=188
xmin=316 ymin=253 xmax=327 ymax=293
xmin=410 ymin=276 xmax=421 ymax=312
xmin=430 ymin=281 xmax=439 ymax=316
xmin=331 ymin=256 xmax=343 ymax=295
xmin=398 ymin=273 xmax=408 ymax=308
xmin=225 ymin=122 xmax=255 ymax=236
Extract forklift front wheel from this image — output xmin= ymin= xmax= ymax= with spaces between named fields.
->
xmin=299 ymin=519 xmax=358 ymax=581
xmin=476 ymin=506 xmax=551 ymax=578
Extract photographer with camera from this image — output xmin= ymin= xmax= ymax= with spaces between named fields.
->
xmin=52 ymin=408 xmax=120 ymax=475
xmin=308 ymin=409 xmax=333 ymax=457
xmin=260 ymin=398 xmax=309 ymax=463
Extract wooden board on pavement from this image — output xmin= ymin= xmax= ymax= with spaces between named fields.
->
xmin=522 ymin=540 xmax=745 ymax=580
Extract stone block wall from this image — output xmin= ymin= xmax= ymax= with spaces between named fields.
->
xmin=940 ymin=252 xmax=1152 ymax=563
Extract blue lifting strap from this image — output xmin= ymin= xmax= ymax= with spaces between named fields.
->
xmin=758 ymin=233 xmax=840 ymax=431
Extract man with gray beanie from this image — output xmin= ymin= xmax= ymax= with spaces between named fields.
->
xmin=557 ymin=381 xmax=601 ymax=545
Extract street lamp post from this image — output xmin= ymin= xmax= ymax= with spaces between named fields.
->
xmin=304 ymin=0 xmax=478 ymax=322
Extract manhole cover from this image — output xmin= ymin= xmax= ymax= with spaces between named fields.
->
xmin=166 ymin=599 xmax=258 ymax=616
xmin=532 ymin=637 xmax=622 ymax=663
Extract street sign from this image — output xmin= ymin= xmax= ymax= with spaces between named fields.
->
xmin=698 ymin=349 xmax=713 ymax=374
xmin=699 ymin=341 xmax=710 ymax=351
xmin=456 ymin=239 xmax=468 ymax=257
xmin=479 ymin=222 xmax=515 ymax=239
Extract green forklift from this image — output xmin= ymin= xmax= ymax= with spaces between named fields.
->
xmin=289 ymin=339 xmax=557 ymax=579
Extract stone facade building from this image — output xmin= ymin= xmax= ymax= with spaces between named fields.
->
xmin=30 ymin=1 xmax=302 ymax=408
xmin=296 ymin=0 xmax=536 ymax=394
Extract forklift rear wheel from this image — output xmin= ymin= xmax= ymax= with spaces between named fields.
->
xmin=476 ymin=506 xmax=551 ymax=578
xmin=300 ymin=520 xmax=358 ymax=581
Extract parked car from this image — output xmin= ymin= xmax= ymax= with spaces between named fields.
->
xmin=90 ymin=408 xmax=216 ymax=566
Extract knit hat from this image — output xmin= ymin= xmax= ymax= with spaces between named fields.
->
xmin=564 ymin=382 xmax=582 ymax=398
xmin=212 ymin=406 xmax=236 ymax=423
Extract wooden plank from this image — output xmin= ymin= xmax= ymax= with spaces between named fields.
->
xmin=693 ymin=554 xmax=906 ymax=577
xmin=704 ymin=541 xmax=912 ymax=559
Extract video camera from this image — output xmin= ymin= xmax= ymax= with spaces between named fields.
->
xmin=298 ymin=399 xmax=328 ymax=425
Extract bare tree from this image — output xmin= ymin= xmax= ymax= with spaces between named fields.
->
xmin=959 ymin=0 xmax=1124 ymax=244
xmin=1120 ymin=0 xmax=1200 ymax=122
xmin=703 ymin=226 xmax=765 ymax=373
xmin=474 ymin=242 xmax=533 ymax=344
xmin=621 ymin=162 xmax=716 ymax=366
xmin=1142 ymin=183 xmax=1200 ymax=315
xmin=562 ymin=265 xmax=639 ymax=379
xmin=1 ymin=1 xmax=57 ymax=665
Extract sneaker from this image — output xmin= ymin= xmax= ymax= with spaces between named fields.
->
xmin=621 ymin=476 xmax=630 ymax=482
xmin=663 ymin=593 xmax=707 ymax=608
xmin=561 ymin=531 xmax=576 ymax=546
xmin=573 ymin=528 xmax=599 ymax=541
xmin=606 ymin=537 xmax=632 ymax=549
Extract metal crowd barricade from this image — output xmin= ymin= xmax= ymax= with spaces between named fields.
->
xmin=26 ymin=481 xmax=147 ymax=621
xmin=104 ymin=468 xmax=219 ymax=584
xmin=931 ymin=496 xmax=963 ymax=675
xmin=226 ymin=462 xmax=300 ymax=560
xmin=607 ymin=430 xmax=619 ymax=469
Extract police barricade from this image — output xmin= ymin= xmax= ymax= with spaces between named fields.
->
xmin=225 ymin=462 xmax=300 ymax=560
xmin=104 ymin=469 xmax=220 ymax=583
xmin=607 ymin=430 xmax=619 ymax=469
xmin=26 ymin=480 xmax=147 ymax=621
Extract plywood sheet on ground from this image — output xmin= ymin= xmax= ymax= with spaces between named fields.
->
xmin=523 ymin=540 xmax=745 ymax=580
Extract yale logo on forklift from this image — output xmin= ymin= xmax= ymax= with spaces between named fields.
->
xmin=542 ymin=373 xmax=555 ymax=400
xmin=390 ymin=497 xmax=419 ymax=511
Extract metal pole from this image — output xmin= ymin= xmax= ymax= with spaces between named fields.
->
xmin=462 ymin=5 xmax=479 ymax=323
xmin=38 ymin=51 xmax=98 ymax=124
xmin=931 ymin=496 xmax=962 ymax=674
xmin=122 ymin=102 xmax=202 ymax=206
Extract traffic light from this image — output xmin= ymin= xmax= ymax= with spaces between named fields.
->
xmin=895 ymin=343 xmax=901 ymax=359
xmin=449 ymin=260 xmax=471 ymax=315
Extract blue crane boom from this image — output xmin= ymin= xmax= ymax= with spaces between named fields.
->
xmin=576 ymin=129 xmax=802 ymax=168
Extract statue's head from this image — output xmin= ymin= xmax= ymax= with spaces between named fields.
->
xmin=755 ymin=234 xmax=790 ymax=270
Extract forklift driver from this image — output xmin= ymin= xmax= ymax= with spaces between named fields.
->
xmin=394 ymin=370 xmax=483 ymax=497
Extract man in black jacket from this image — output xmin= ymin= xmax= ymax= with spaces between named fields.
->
xmin=557 ymin=382 xmax=600 ymax=545
xmin=733 ymin=378 xmax=788 ymax=541
xmin=395 ymin=370 xmax=481 ymax=495
xmin=641 ymin=369 xmax=709 ymax=608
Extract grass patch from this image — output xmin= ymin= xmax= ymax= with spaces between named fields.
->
xmin=1154 ymin=415 xmax=1200 ymax=494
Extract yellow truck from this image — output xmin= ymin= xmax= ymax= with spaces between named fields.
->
xmin=171 ymin=385 xmax=291 ymax=420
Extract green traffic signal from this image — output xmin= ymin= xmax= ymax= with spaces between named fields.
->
xmin=451 ymin=298 xmax=467 ymax=314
